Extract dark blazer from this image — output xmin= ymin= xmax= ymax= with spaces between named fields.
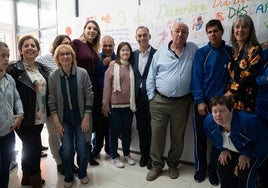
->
xmin=132 ymin=47 xmax=156 ymax=100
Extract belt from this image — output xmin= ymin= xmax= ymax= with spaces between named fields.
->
xmin=155 ymin=89 xmax=191 ymax=100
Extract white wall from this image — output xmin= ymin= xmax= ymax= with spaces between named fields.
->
xmin=78 ymin=0 xmax=139 ymax=17
xmin=57 ymin=0 xmax=268 ymax=48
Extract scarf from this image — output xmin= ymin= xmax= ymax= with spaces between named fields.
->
xmin=113 ymin=60 xmax=136 ymax=112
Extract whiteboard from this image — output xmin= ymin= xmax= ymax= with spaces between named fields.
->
xmin=58 ymin=0 xmax=268 ymax=49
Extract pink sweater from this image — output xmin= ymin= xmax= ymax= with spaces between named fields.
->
xmin=102 ymin=64 xmax=131 ymax=111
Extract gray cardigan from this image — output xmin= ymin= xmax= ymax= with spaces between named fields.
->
xmin=48 ymin=67 xmax=94 ymax=125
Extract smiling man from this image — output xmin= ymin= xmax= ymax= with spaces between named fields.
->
xmin=132 ymin=26 xmax=156 ymax=170
xmin=146 ymin=22 xmax=198 ymax=181
xmin=190 ymin=19 xmax=232 ymax=186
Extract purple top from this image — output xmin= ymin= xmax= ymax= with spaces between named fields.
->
xmin=72 ymin=39 xmax=100 ymax=81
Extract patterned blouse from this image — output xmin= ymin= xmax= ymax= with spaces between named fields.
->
xmin=227 ymin=44 xmax=262 ymax=112
xmin=24 ymin=63 xmax=47 ymax=124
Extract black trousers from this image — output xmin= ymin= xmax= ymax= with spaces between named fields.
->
xmin=218 ymin=150 xmax=268 ymax=188
xmin=15 ymin=124 xmax=43 ymax=175
xmin=193 ymin=105 xmax=219 ymax=173
xmin=92 ymin=114 xmax=110 ymax=155
xmin=92 ymin=91 xmax=110 ymax=155
xmin=256 ymin=156 xmax=268 ymax=188
xmin=135 ymin=88 xmax=151 ymax=159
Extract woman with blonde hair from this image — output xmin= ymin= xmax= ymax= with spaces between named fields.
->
xmin=36 ymin=35 xmax=79 ymax=174
xmin=48 ymin=44 xmax=93 ymax=187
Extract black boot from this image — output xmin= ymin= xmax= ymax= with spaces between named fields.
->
xmin=88 ymin=142 xmax=99 ymax=165
xmin=30 ymin=173 xmax=43 ymax=188
xmin=21 ymin=170 xmax=31 ymax=185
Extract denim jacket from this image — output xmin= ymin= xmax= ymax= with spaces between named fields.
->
xmin=0 ymin=74 xmax=24 ymax=136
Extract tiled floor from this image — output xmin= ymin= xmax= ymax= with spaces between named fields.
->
xmin=9 ymin=127 xmax=220 ymax=188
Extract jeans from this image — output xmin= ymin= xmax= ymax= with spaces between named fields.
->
xmin=109 ymin=107 xmax=133 ymax=159
xmin=0 ymin=131 xmax=15 ymax=188
xmin=59 ymin=110 xmax=89 ymax=182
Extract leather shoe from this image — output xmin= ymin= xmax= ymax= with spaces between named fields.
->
xmin=41 ymin=151 xmax=47 ymax=158
xmin=209 ymin=172 xmax=219 ymax=186
xmin=57 ymin=164 xmax=65 ymax=175
xmin=41 ymin=146 xmax=48 ymax=151
xmin=169 ymin=166 xmax=179 ymax=179
xmin=21 ymin=178 xmax=45 ymax=185
xmin=89 ymin=157 xmax=99 ymax=165
xmin=146 ymin=166 xmax=162 ymax=181
xmin=57 ymin=164 xmax=78 ymax=175
xmin=194 ymin=170 xmax=205 ymax=183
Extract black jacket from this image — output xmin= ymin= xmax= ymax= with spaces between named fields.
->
xmin=8 ymin=60 xmax=49 ymax=126
xmin=132 ymin=47 xmax=157 ymax=101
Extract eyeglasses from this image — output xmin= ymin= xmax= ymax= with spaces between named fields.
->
xmin=59 ymin=52 xmax=71 ymax=57
xmin=0 ymin=53 xmax=10 ymax=58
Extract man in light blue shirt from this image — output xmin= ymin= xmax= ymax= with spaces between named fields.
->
xmin=146 ymin=22 xmax=198 ymax=181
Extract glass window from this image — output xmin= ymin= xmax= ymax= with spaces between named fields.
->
xmin=39 ymin=0 xmax=57 ymax=28
xmin=0 ymin=0 xmax=13 ymax=24
xmin=16 ymin=0 xmax=38 ymax=32
xmin=39 ymin=28 xmax=57 ymax=56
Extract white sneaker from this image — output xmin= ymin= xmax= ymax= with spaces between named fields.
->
xmin=124 ymin=155 xmax=136 ymax=165
xmin=112 ymin=157 xmax=125 ymax=168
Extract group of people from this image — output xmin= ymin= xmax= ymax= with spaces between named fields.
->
xmin=1 ymin=13 xmax=268 ymax=188
xmin=191 ymin=14 xmax=268 ymax=188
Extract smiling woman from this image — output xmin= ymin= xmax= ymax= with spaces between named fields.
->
xmin=102 ymin=42 xmax=136 ymax=168
xmin=225 ymin=14 xmax=262 ymax=113
xmin=53 ymin=44 xmax=77 ymax=74
xmin=71 ymin=20 xmax=101 ymax=166
xmin=48 ymin=44 xmax=94 ymax=187
xmin=7 ymin=35 xmax=50 ymax=188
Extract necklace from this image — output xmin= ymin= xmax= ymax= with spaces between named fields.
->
xmin=23 ymin=60 xmax=36 ymax=67
xmin=23 ymin=62 xmax=37 ymax=72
